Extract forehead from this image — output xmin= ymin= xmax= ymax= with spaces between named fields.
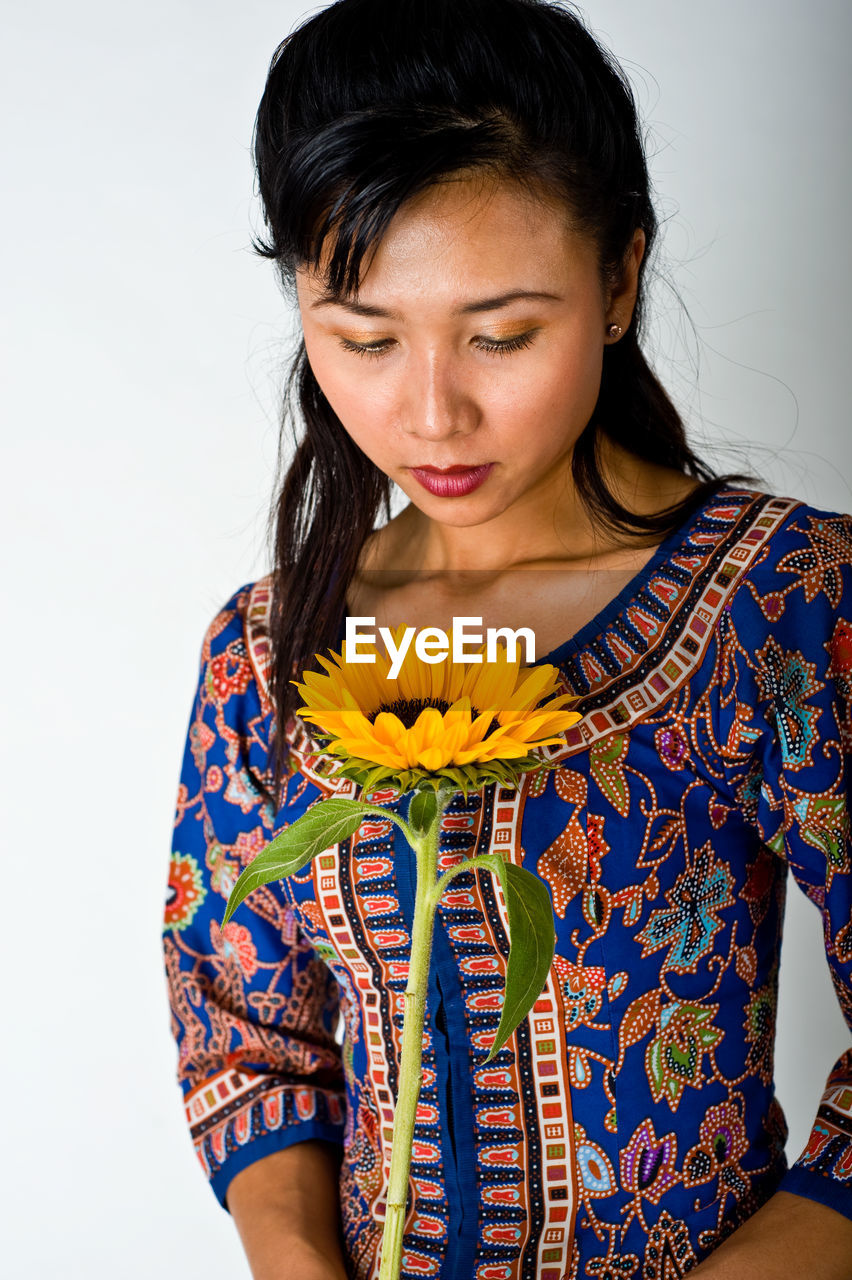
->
xmin=376 ymin=175 xmax=567 ymax=252
xmin=297 ymin=175 xmax=600 ymax=307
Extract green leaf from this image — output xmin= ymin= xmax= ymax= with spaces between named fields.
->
xmin=447 ymin=767 xmax=468 ymax=789
xmin=438 ymin=766 xmax=467 ymax=796
xmin=486 ymin=861 xmax=555 ymax=1062
xmin=359 ymin=766 xmax=395 ymax=797
xmin=222 ymin=798 xmax=372 ymax=926
xmin=408 ymin=789 xmax=438 ymax=836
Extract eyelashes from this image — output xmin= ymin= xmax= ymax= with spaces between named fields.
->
xmin=473 ymin=330 xmax=537 ymax=356
xmin=337 ymin=330 xmax=540 ymax=360
xmin=338 ymin=337 xmax=394 ymax=359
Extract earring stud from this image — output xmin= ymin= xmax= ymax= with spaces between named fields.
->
xmin=606 ymin=323 xmax=623 ymax=340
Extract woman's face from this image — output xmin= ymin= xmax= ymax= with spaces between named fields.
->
xmin=296 ymin=177 xmax=642 ymax=532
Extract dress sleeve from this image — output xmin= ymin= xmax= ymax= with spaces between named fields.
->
xmin=716 ymin=508 xmax=852 ymax=1219
xmin=163 ymin=587 xmax=346 ymax=1209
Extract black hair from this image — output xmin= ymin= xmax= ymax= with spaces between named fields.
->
xmin=252 ymin=0 xmax=744 ymax=788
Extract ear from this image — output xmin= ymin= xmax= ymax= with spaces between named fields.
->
xmin=605 ymin=229 xmax=645 ymax=341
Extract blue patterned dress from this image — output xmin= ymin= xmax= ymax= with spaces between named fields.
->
xmin=164 ymin=487 xmax=852 ymax=1279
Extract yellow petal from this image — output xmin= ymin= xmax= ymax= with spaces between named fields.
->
xmin=315 ymin=653 xmax=342 ymax=677
xmin=335 ymin=740 xmax=401 ymax=767
xmin=442 ymin=660 xmax=467 ymax=704
xmin=498 ymin=665 xmax=557 ymax=718
xmin=339 ymin=707 xmax=376 ymax=735
xmin=469 ymin=659 xmax=517 ymax=711
xmin=418 ymin=745 xmax=449 ymax=771
xmin=410 ymin=705 xmax=444 ymax=748
xmin=443 ymin=697 xmax=474 ymax=731
xmin=338 ymin=659 xmax=384 ymax=713
xmin=513 ymin=709 xmax=582 ymax=741
xmin=461 ymin=708 xmax=496 ymax=747
xmin=296 ymin=686 xmax=346 ymax=713
xmin=372 ymin=711 xmax=408 ymax=748
xmin=439 ymin=719 xmax=470 ymax=759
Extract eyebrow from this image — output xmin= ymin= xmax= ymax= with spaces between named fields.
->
xmin=309 ymin=289 xmax=562 ymax=318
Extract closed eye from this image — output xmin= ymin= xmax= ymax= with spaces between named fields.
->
xmin=336 ymin=329 xmax=540 ymax=360
xmin=337 ymin=336 xmax=395 ymax=359
xmin=473 ymin=330 xmax=539 ymax=356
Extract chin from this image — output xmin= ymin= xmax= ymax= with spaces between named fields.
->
xmin=402 ymin=490 xmax=503 ymax=527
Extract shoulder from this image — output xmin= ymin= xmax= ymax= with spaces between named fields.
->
xmin=197 ymin=576 xmax=275 ymax=719
xmin=752 ymin=494 xmax=849 ymax=568
xmin=200 ymin=576 xmax=271 ymax=650
xmin=712 ymin=494 xmax=851 ymax=701
xmin=719 ymin=491 xmax=851 ymax=617
xmin=195 ymin=579 xmax=343 ymax=797
xmin=765 ymin=499 xmax=851 ymax=582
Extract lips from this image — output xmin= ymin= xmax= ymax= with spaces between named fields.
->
xmin=408 ymin=463 xmax=493 ymax=498
xmin=411 ymin=465 xmax=483 ymax=476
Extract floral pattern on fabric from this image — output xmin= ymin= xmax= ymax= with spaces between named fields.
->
xmin=164 ymin=490 xmax=852 ymax=1278
xmin=165 ymin=853 xmax=206 ymax=931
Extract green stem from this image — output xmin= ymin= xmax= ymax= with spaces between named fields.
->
xmin=377 ymin=790 xmax=451 ymax=1280
xmin=436 ymin=852 xmax=504 ymax=893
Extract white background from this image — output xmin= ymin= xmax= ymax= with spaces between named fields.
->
xmin=2 ymin=1 xmax=850 ymax=1273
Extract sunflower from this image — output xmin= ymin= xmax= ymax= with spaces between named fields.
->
xmin=294 ymin=628 xmax=582 ymax=793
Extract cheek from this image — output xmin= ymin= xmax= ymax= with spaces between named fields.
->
xmin=490 ymin=341 xmax=604 ymax=444
xmin=544 ymin=326 xmax=605 ymax=396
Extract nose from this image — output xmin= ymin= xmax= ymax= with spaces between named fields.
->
xmin=399 ymin=349 xmax=477 ymax=441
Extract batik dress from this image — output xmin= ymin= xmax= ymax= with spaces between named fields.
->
xmin=164 ymin=486 xmax=852 ymax=1279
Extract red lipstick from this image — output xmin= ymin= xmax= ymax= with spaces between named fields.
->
xmin=409 ymin=463 xmax=493 ymax=498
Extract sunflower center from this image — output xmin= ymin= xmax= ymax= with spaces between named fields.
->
xmin=369 ymin=697 xmax=501 ymax=735
xmin=369 ymin=698 xmax=452 ymax=728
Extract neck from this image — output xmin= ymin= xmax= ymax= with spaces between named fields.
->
xmin=370 ymin=441 xmax=690 ymax=576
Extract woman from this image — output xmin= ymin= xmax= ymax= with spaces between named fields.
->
xmin=163 ymin=1 xmax=852 ymax=1276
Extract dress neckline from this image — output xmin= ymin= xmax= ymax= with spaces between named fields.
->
xmin=536 ymin=481 xmax=729 ymax=668
xmin=332 ymin=481 xmax=731 ymax=665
